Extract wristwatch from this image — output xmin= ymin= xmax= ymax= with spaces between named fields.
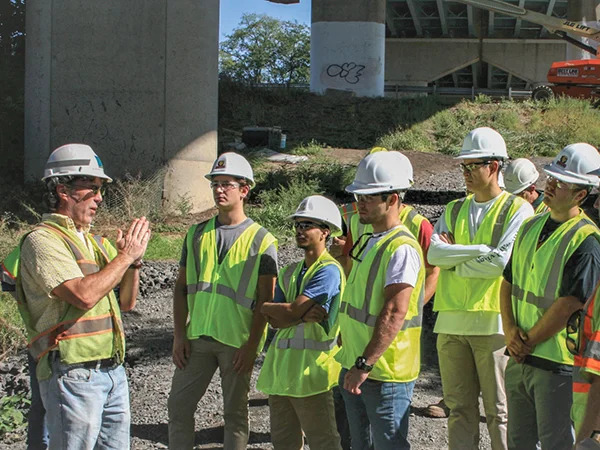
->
xmin=591 ymin=431 xmax=600 ymax=443
xmin=355 ymin=356 xmax=374 ymax=372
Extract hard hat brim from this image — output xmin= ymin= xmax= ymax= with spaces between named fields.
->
xmin=543 ymin=165 xmax=599 ymax=187
xmin=454 ymin=154 xmax=507 ymax=161
xmin=204 ymin=173 xmax=256 ymax=188
xmin=345 ymin=182 xmax=409 ymax=194
xmin=41 ymin=171 xmax=113 ymax=183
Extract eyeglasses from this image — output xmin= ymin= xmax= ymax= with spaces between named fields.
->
xmin=210 ymin=181 xmax=242 ymax=191
xmin=566 ymin=309 xmax=583 ymax=356
xmin=353 ymin=193 xmax=391 ymax=203
xmin=546 ymin=176 xmax=579 ymax=190
xmin=294 ymin=221 xmax=327 ymax=231
xmin=460 ymin=161 xmax=492 ymax=173
xmin=349 ymin=232 xmax=373 ymax=262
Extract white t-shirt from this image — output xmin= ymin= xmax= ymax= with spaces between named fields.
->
xmin=360 ymin=225 xmax=421 ymax=288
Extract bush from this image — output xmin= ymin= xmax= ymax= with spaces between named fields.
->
xmin=0 ymin=394 xmax=29 ymax=438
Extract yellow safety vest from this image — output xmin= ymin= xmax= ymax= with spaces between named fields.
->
xmin=339 ymin=202 xmax=358 ymax=232
xmin=185 ymin=218 xmax=277 ymax=348
xmin=534 ymin=202 xmax=550 ymax=215
xmin=3 ymin=221 xmax=125 ymax=380
xmin=257 ymin=251 xmax=345 ymax=397
xmin=336 ymin=225 xmax=425 ymax=382
xmin=512 ymin=211 xmax=599 ymax=365
xmin=434 ymin=192 xmax=527 ymax=313
xmin=349 ymin=204 xmax=426 ymax=244
xmin=572 ymin=283 xmax=600 ymax=434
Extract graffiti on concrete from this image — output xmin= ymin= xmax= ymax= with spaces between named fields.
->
xmin=326 ymin=62 xmax=365 ymax=84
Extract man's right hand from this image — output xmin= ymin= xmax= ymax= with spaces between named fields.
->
xmin=302 ymin=304 xmax=328 ymax=323
xmin=329 ymin=237 xmax=346 ymax=258
xmin=117 ymin=217 xmax=151 ymax=263
xmin=172 ymin=335 xmax=191 ymax=369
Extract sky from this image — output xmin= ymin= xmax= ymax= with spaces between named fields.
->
xmin=219 ymin=0 xmax=311 ymax=41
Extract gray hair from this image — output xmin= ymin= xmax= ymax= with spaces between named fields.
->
xmin=43 ymin=175 xmax=77 ymax=211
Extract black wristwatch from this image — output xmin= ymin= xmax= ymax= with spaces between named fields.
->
xmin=590 ymin=430 xmax=600 ymax=443
xmin=355 ymin=356 xmax=374 ymax=372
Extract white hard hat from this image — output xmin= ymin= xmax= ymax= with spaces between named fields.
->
xmin=543 ymin=143 xmax=600 ymax=187
xmin=205 ymin=152 xmax=255 ymax=187
xmin=504 ymin=158 xmax=540 ymax=194
xmin=42 ymin=144 xmax=112 ymax=182
xmin=456 ymin=127 xmax=508 ymax=161
xmin=288 ymin=195 xmax=342 ymax=235
xmin=346 ymin=151 xmax=414 ymax=194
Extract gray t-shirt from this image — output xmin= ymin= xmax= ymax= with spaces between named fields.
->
xmin=180 ymin=218 xmax=278 ymax=276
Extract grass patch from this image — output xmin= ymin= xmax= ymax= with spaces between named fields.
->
xmin=289 ymin=140 xmax=323 ymax=156
xmin=143 ymin=234 xmax=184 ymax=261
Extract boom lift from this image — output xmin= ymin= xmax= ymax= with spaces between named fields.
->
xmin=450 ymin=0 xmax=600 ymax=100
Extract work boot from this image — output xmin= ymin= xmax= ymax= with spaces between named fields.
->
xmin=424 ymin=398 xmax=450 ymax=418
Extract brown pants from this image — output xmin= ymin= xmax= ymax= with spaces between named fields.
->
xmin=167 ymin=338 xmax=251 ymax=450
xmin=269 ymin=390 xmax=342 ymax=450
xmin=438 ymin=333 xmax=509 ymax=450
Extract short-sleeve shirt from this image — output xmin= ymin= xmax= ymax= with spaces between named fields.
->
xmin=274 ymin=263 xmax=342 ymax=333
xmin=180 ymin=217 xmax=278 ymax=276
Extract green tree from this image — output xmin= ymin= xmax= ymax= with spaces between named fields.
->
xmin=219 ymin=13 xmax=310 ymax=85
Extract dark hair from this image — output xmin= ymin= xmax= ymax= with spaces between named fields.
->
xmin=44 ymin=175 xmax=96 ymax=211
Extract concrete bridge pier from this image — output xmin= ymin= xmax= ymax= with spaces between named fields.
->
xmin=25 ymin=0 xmax=219 ymax=213
xmin=310 ymin=0 xmax=386 ymax=97
xmin=567 ymin=0 xmax=600 ymax=60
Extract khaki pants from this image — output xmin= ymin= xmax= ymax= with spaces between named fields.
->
xmin=269 ymin=390 xmax=342 ymax=450
xmin=168 ymin=338 xmax=251 ymax=450
xmin=437 ymin=333 xmax=508 ymax=450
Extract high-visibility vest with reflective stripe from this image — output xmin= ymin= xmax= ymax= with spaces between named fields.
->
xmin=339 ymin=202 xmax=358 ymax=232
xmin=434 ymin=191 xmax=527 ymax=313
xmin=534 ymin=201 xmax=550 ymax=215
xmin=349 ymin=204 xmax=426 ymax=244
xmin=572 ymin=283 xmax=600 ymax=433
xmin=336 ymin=225 xmax=425 ymax=382
xmin=9 ymin=221 xmax=124 ymax=380
xmin=256 ymin=251 xmax=345 ymax=397
xmin=185 ymin=218 xmax=277 ymax=348
xmin=512 ymin=211 xmax=599 ymax=365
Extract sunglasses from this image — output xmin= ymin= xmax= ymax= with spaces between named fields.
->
xmin=210 ymin=181 xmax=242 ymax=191
xmin=349 ymin=232 xmax=373 ymax=263
xmin=566 ymin=309 xmax=583 ymax=356
xmin=294 ymin=221 xmax=327 ymax=231
xmin=68 ymin=183 xmax=106 ymax=197
xmin=460 ymin=161 xmax=492 ymax=173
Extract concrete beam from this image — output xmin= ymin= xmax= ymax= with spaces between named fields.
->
xmin=467 ymin=5 xmax=475 ymax=37
xmin=488 ymin=11 xmax=495 ymax=37
xmin=385 ymin=38 xmax=566 ymax=86
xmin=514 ymin=0 xmax=525 ymax=37
xmin=471 ymin=62 xmax=478 ymax=88
xmin=405 ymin=0 xmax=423 ymax=36
xmin=313 ymin=0 xmax=385 ymax=23
xmin=386 ymin=6 xmax=399 ymax=37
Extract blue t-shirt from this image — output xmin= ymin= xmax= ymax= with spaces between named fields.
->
xmin=274 ymin=263 xmax=342 ymax=333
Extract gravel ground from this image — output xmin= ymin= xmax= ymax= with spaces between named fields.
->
xmin=2 ymin=155 xmax=555 ymax=449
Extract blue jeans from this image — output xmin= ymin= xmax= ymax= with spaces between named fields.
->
xmin=39 ymin=355 xmax=130 ymax=450
xmin=339 ymin=368 xmax=415 ymax=450
xmin=27 ymin=352 xmax=48 ymax=450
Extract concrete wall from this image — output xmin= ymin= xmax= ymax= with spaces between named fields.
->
xmin=385 ymin=38 xmax=566 ymax=85
xmin=25 ymin=0 xmax=219 ymax=212
xmin=566 ymin=0 xmax=600 ymax=61
xmin=311 ymin=0 xmax=386 ymax=97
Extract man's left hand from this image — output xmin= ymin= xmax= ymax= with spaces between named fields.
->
xmin=232 ymin=343 xmax=257 ymax=374
xmin=343 ymin=367 xmax=369 ymax=395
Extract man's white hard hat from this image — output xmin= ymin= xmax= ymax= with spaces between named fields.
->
xmin=288 ymin=195 xmax=342 ymax=235
xmin=504 ymin=158 xmax=540 ymax=194
xmin=42 ymin=144 xmax=112 ymax=182
xmin=205 ymin=152 xmax=255 ymax=187
xmin=345 ymin=151 xmax=414 ymax=194
xmin=543 ymin=143 xmax=600 ymax=187
xmin=456 ymin=127 xmax=508 ymax=161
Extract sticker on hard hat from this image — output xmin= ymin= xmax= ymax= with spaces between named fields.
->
xmin=95 ymin=155 xmax=104 ymax=168
xmin=215 ymin=160 xmax=226 ymax=170
xmin=297 ymin=200 xmax=307 ymax=212
xmin=557 ymin=155 xmax=568 ymax=168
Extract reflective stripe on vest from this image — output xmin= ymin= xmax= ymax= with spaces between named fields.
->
xmin=512 ymin=215 xmax=592 ymax=309
xmin=340 ymin=229 xmax=423 ymax=330
xmin=187 ymin=222 xmax=269 ymax=310
xmin=277 ymin=323 xmax=337 ymax=351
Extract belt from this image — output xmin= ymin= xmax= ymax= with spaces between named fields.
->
xmin=81 ymin=357 xmax=119 ymax=370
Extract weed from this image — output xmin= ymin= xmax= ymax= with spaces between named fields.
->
xmin=289 ymin=140 xmax=323 ymax=156
xmin=0 ymin=394 xmax=30 ymax=438
xmin=143 ymin=234 xmax=185 ymax=261
xmin=174 ymin=194 xmax=193 ymax=217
